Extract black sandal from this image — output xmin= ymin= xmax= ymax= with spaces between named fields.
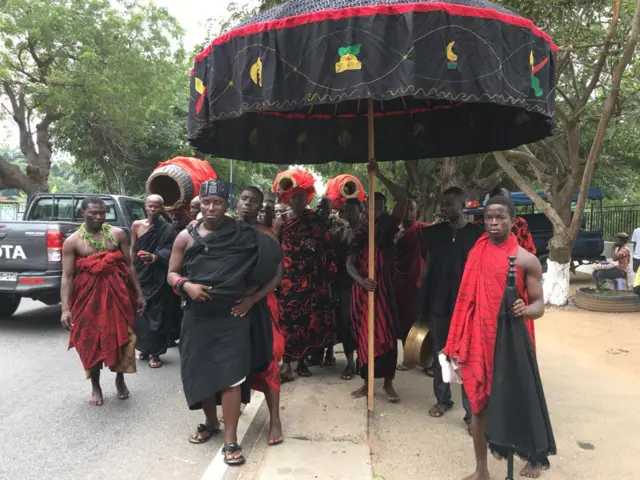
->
xmin=222 ymin=443 xmax=246 ymax=466
xmin=188 ymin=423 xmax=220 ymax=444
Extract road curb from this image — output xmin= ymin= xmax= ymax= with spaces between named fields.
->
xmin=201 ymin=391 xmax=266 ymax=480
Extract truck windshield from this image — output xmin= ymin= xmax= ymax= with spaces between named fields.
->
xmin=121 ymin=199 xmax=147 ymax=222
xmin=29 ymin=197 xmax=117 ymax=222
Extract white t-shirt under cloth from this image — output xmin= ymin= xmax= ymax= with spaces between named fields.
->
xmin=633 ymin=227 xmax=640 ymax=259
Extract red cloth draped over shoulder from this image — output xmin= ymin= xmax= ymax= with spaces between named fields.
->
xmin=443 ymin=233 xmax=536 ymax=414
xmin=251 ymin=291 xmax=284 ymax=393
xmin=68 ymin=250 xmax=137 ymax=371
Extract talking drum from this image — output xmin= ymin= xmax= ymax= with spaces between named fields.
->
xmin=403 ymin=317 xmax=433 ymax=369
xmin=146 ymin=157 xmax=217 ymax=211
xmin=272 ymin=168 xmax=316 ymax=205
xmin=325 ymin=174 xmax=366 ymax=210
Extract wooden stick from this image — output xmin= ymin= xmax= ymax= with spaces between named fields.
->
xmin=367 ymin=98 xmax=376 ymax=417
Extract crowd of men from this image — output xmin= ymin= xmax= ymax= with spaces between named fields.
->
xmin=60 ymin=164 xmax=546 ymax=477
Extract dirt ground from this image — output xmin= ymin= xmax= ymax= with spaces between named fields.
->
xmin=371 ymin=273 xmax=640 ymax=480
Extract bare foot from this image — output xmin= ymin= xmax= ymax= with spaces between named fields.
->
xmin=351 ymin=384 xmax=368 ymax=399
xmin=89 ymin=388 xmax=103 ymax=406
xmin=520 ymin=463 xmax=541 ymax=478
xmin=267 ymin=419 xmax=284 ymax=446
xmin=280 ymin=363 xmax=294 ymax=383
xmin=462 ymin=470 xmax=491 ymax=480
xmin=383 ymin=384 xmax=400 ymax=403
xmin=115 ymin=375 xmax=130 ymax=400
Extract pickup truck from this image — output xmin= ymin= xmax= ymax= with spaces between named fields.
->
xmin=0 ymin=193 xmax=147 ymax=318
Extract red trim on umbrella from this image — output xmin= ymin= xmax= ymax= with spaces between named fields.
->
xmin=531 ymin=57 xmax=549 ymax=74
xmin=193 ymin=3 xmax=558 ymax=65
xmin=256 ymin=103 xmax=461 ymax=119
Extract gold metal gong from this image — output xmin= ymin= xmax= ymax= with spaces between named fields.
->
xmin=403 ymin=317 xmax=433 ymax=369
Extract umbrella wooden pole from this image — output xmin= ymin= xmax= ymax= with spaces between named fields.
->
xmin=367 ymin=99 xmax=376 ymax=418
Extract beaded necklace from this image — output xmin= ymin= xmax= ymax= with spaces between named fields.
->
xmin=78 ymin=223 xmax=116 ymax=252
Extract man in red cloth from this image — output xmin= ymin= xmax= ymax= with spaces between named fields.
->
xmin=237 ymin=186 xmax=285 ymax=446
xmin=394 ymin=198 xmax=428 ymax=369
xmin=443 ymin=195 xmax=545 ymax=480
xmin=476 ymin=187 xmax=536 ymax=254
xmin=347 ymin=163 xmax=406 ymax=403
xmin=61 ymin=196 xmax=146 ymax=406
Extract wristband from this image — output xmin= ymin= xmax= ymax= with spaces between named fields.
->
xmin=173 ymin=277 xmax=187 ymax=295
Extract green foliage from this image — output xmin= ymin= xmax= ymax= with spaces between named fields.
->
xmin=0 ymin=0 xmax=188 ymax=195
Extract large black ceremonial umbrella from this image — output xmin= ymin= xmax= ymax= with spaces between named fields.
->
xmin=188 ymin=0 xmax=557 ymax=417
xmin=486 ymin=257 xmax=556 ymax=478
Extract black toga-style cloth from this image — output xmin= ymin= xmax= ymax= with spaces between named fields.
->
xmin=180 ymin=217 xmax=282 ymax=410
xmin=420 ymin=222 xmax=483 ymax=351
xmin=134 ymin=217 xmax=178 ymax=356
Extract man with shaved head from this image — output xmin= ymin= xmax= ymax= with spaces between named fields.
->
xmin=130 ymin=194 xmax=178 ymax=368
xmin=189 ymin=196 xmax=202 ymax=221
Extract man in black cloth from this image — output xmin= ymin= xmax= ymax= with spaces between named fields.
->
xmin=422 ymin=187 xmax=483 ymax=430
xmin=188 ymin=196 xmax=201 ymax=221
xmin=130 ymin=195 xmax=177 ymax=368
xmin=168 ymin=180 xmax=281 ymax=466
xmin=236 ymin=186 xmax=285 ymax=446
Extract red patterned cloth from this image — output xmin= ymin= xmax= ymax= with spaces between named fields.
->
xmin=349 ymin=215 xmax=399 ymax=379
xmin=68 ymin=251 xmax=138 ymax=371
xmin=251 ymin=292 xmax=284 ymax=393
xmin=277 ymin=210 xmax=336 ymax=361
xmin=475 ymin=216 xmax=536 ymax=254
xmin=394 ymin=221 xmax=428 ymax=341
xmin=443 ymin=233 xmax=536 ymax=414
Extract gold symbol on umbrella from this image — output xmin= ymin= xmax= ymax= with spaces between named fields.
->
xmin=194 ymin=77 xmax=207 ymax=114
xmin=336 ymin=45 xmax=362 ymax=73
xmin=250 ymin=58 xmax=263 ymax=86
xmin=446 ymin=41 xmax=458 ymax=70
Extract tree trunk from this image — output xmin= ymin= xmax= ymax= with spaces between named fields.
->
xmin=439 ymin=157 xmax=459 ymax=190
xmin=0 ymin=82 xmax=55 ymax=196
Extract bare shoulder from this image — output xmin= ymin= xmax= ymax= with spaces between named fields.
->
xmin=63 ymin=232 xmax=79 ymax=250
xmin=518 ymin=247 xmax=542 ymax=275
xmin=174 ymin=228 xmax=191 ymax=247
xmin=110 ymin=226 xmax=127 ymax=242
xmin=131 ymin=220 xmax=143 ymax=230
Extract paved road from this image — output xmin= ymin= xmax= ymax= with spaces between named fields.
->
xmin=0 ymin=299 xmax=223 ymax=480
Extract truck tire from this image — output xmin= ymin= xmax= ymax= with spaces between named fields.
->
xmin=0 ymin=295 xmax=21 ymax=318
xmin=574 ymin=288 xmax=640 ymax=313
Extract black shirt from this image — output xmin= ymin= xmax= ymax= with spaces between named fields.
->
xmin=422 ymin=222 xmax=483 ymax=319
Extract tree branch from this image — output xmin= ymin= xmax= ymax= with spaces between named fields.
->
xmin=0 ymin=156 xmax=30 ymax=192
xmin=570 ymin=0 xmax=640 ymax=239
xmin=575 ymin=0 xmax=621 ymax=111
xmin=492 ymin=151 xmax=567 ymax=231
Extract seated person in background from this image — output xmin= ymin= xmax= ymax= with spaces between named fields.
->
xmin=592 ymin=232 xmax=631 ymax=287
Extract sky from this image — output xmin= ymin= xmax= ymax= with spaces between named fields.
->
xmin=154 ymin=0 xmax=260 ymax=50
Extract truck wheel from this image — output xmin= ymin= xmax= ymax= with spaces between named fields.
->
xmin=0 ymin=295 xmax=21 ymax=319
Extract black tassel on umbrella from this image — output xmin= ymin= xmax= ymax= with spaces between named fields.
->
xmin=485 ymin=256 xmax=556 ymax=478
